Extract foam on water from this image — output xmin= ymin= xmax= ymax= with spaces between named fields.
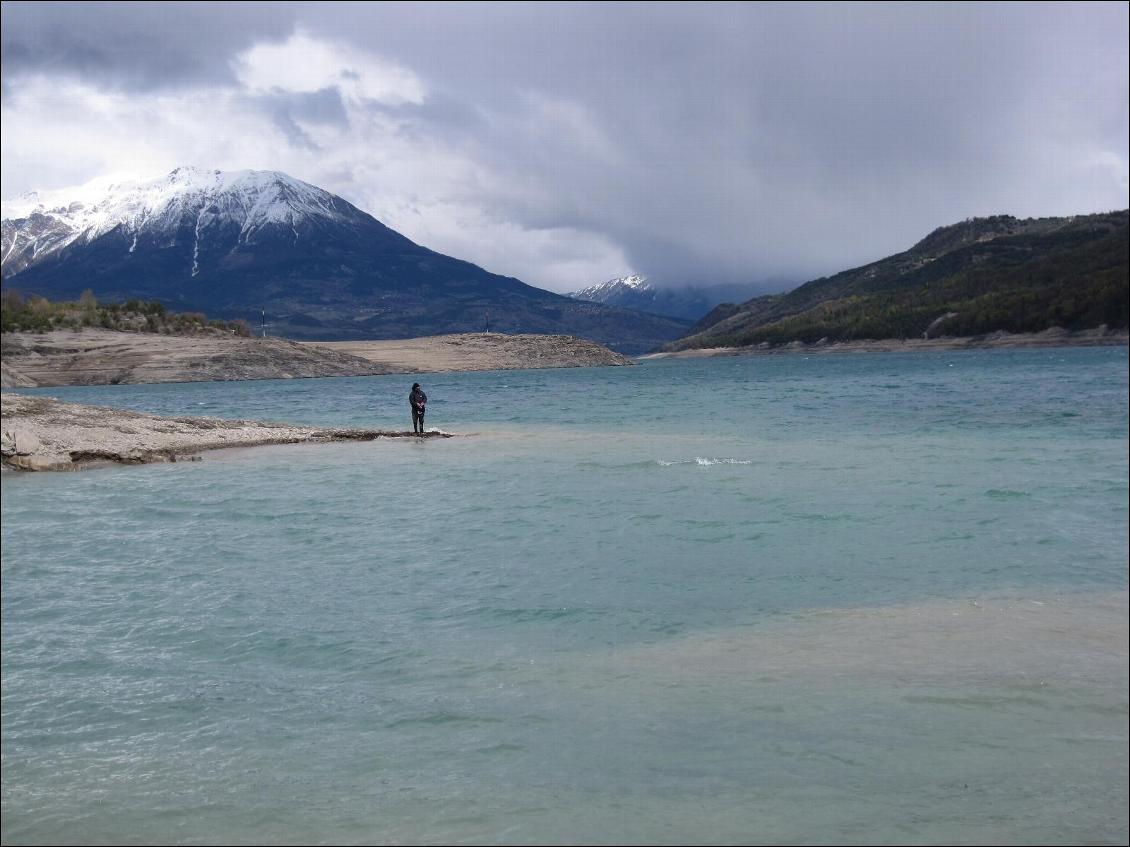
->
xmin=657 ymin=457 xmax=754 ymax=466
xmin=3 ymin=347 xmax=1127 ymax=844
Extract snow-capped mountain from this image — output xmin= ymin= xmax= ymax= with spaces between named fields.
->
xmin=569 ymin=275 xmax=652 ymax=303
xmin=1 ymin=168 xmax=688 ymax=353
xmin=2 ymin=167 xmax=377 ymax=279
xmin=567 ymin=275 xmax=777 ymax=322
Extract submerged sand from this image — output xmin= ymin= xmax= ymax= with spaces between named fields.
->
xmin=1 ymin=393 xmax=449 ymax=472
xmin=598 ymin=589 xmax=1129 ymax=688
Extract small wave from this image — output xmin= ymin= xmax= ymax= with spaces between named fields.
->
xmin=578 ymin=459 xmax=661 ymax=470
xmin=985 ymin=488 xmax=1030 ymax=499
xmin=463 ymin=606 xmax=600 ymax=624
xmin=657 ymin=457 xmax=753 ymax=467
xmin=386 ymin=711 xmax=504 ymax=729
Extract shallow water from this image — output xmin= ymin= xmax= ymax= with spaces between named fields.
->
xmin=3 ymin=347 xmax=1127 ymax=844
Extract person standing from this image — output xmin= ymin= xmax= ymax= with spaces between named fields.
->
xmin=409 ymin=383 xmax=427 ymax=435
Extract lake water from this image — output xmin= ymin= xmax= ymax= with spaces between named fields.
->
xmin=2 ymin=348 xmax=1127 ymax=845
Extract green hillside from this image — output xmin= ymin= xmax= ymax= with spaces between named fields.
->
xmin=667 ymin=211 xmax=1128 ymax=350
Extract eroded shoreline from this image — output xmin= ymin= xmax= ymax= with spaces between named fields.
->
xmin=645 ymin=327 xmax=1128 ymax=359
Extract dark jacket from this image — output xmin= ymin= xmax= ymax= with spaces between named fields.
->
xmin=410 ymin=388 xmax=427 ymax=411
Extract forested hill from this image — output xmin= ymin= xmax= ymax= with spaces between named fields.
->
xmin=666 ymin=211 xmax=1128 ymax=350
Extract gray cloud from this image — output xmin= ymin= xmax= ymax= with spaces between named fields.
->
xmin=1 ymin=1 xmax=294 ymax=91
xmin=297 ymin=2 xmax=1130 ymax=288
xmin=244 ymin=87 xmax=350 ymax=149
xmin=367 ymin=94 xmax=488 ymax=142
xmin=3 ymin=2 xmax=1127 ymax=294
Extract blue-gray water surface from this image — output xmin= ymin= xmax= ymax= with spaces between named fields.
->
xmin=2 ymin=348 xmax=1127 ymax=845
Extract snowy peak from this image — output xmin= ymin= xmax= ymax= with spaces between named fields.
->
xmin=2 ymin=167 xmax=349 ymax=225
xmin=2 ymin=167 xmax=366 ymax=278
xmin=566 ymin=275 xmax=783 ymax=322
xmin=613 ymin=274 xmax=649 ymax=290
xmin=568 ymin=275 xmax=652 ymax=302
xmin=566 ymin=274 xmax=704 ymax=319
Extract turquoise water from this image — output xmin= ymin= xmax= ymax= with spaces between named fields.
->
xmin=2 ymin=348 xmax=1127 ymax=845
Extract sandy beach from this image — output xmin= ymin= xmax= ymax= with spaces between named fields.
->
xmin=0 ymin=393 xmax=449 ymax=472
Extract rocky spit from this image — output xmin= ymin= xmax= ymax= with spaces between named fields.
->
xmin=1 ymin=394 xmax=450 ymax=472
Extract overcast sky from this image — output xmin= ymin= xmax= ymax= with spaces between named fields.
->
xmin=2 ymin=2 xmax=1127 ymax=294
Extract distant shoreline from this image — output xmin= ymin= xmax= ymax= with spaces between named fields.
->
xmin=0 ymin=329 xmax=631 ymax=388
xmin=642 ymin=328 xmax=1128 ymax=360
xmin=0 ymin=394 xmax=451 ymax=472
xmin=304 ymin=333 xmax=634 ymax=374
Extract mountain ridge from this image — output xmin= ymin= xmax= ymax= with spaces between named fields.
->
xmin=1 ymin=168 xmax=688 ymax=354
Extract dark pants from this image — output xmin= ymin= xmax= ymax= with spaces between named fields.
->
xmin=412 ymin=408 xmax=425 ymax=433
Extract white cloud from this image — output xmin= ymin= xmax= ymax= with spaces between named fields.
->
xmin=0 ymin=36 xmax=627 ymax=293
xmin=377 ymin=198 xmax=634 ymax=292
xmin=234 ymin=30 xmax=426 ymax=104
xmin=1 ymin=77 xmax=281 ymax=189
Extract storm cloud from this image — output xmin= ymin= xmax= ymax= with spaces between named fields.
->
xmin=2 ymin=1 xmax=1127 ymax=293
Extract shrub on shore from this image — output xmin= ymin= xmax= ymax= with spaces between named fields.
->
xmin=0 ymin=290 xmax=251 ymax=337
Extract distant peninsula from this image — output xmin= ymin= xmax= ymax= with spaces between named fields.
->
xmin=0 ymin=296 xmax=632 ymax=387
